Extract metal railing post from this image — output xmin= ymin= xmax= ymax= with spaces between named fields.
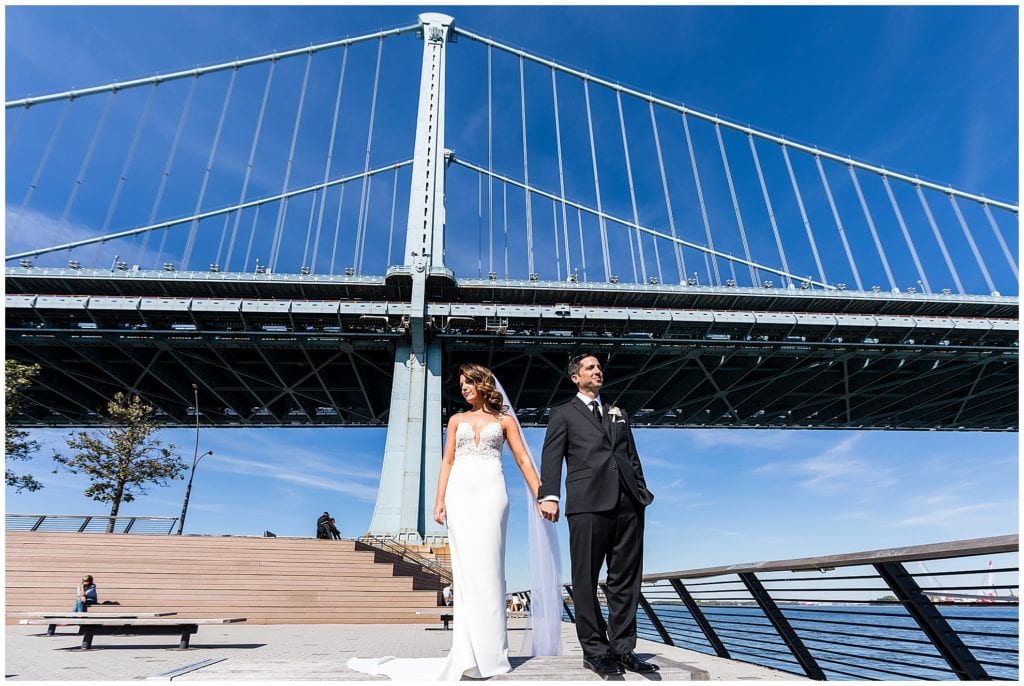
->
xmin=669 ymin=578 xmax=730 ymax=658
xmin=739 ymin=572 xmax=826 ymax=680
xmin=637 ymin=588 xmax=674 ymax=646
xmin=563 ymin=584 xmax=576 ymax=623
xmin=599 ymin=582 xmax=674 ymax=645
xmin=874 ymin=562 xmax=990 ymax=680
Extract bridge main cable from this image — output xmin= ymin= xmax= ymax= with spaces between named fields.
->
xmin=5 ymin=23 xmax=420 ymax=109
xmin=453 ymin=26 xmax=1018 ymax=214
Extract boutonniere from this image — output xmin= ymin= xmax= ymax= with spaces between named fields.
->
xmin=607 ymin=405 xmax=625 ymax=423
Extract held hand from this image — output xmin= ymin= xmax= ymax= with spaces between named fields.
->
xmin=433 ymin=502 xmax=447 ymax=526
xmin=538 ymin=500 xmax=559 ymax=523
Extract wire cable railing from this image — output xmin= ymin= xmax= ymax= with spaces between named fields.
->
xmin=513 ymin=534 xmax=1018 ymax=681
xmin=6 ymin=513 xmax=178 ymax=535
xmin=356 ymin=534 xmax=453 ymax=584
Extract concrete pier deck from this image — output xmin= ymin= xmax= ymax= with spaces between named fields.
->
xmin=5 ymin=617 xmax=802 ymax=681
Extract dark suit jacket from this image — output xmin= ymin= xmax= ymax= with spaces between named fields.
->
xmin=539 ymin=398 xmax=654 ymax=515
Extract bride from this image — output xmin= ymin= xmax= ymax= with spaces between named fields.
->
xmin=347 ymin=363 xmax=562 ymax=680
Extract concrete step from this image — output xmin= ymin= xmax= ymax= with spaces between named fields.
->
xmin=186 ymin=655 xmax=707 ymax=681
xmin=493 ymin=655 xmax=708 ymax=680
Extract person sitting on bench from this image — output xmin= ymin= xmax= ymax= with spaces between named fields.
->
xmin=74 ymin=575 xmax=98 ymax=613
xmin=48 ymin=574 xmax=97 ymax=635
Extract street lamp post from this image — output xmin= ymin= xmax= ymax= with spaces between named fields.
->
xmin=178 ymin=384 xmax=212 ymax=535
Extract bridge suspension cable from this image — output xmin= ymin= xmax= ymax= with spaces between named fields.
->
xmin=9 ymin=100 xmax=71 ymax=241
xmin=451 ymin=25 xmax=1017 ymax=213
xmin=551 ymin=67 xmax=571 ymax=280
xmin=518 ymin=55 xmax=535 ymax=278
xmin=53 ymin=93 xmax=114 ymax=251
xmin=4 ymin=24 xmax=420 ymax=110
xmin=354 ymin=38 xmax=385 ymax=276
xmin=882 ymin=176 xmax=930 ymax=293
xmin=445 ymin=22 xmax=1017 ymax=296
xmin=310 ymin=46 xmax=349 ymax=275
xmin=451 ymin=157 xmax=833 ymax=290
xmin=715 ymin=123 xmax=756 ymax=287
xmin=848 ymin=165 xmax=897 ymax=291
xmin=150 ymin=76 xmax=198 ymax=270
xmin=815 ymin=154 xmax=863 ymax=291
xmin=224 ymin=60 xmax=275 ymax=273
xmin=949 ymin=195 xmax=996 ymax=295
xmin=8 ymin=23 xmax=415 ymax=277
xmin=618 ymin=90 xmax=647 ymax=284
xmin=682 ymin=112 xmax=719 ymax=286
xmin=583 ymin=80 xmax=611 ymax=281
xmin=267 ymin=52 xmax=312 ymax=273
xmin=982 ymin=204 xmax=1018 ymax=279
xmin=96 ymin=86 xmax=155 ymax=267
xmin=6 ymin=161 xmax=413 ymax=262
xmin=747 ymin=134 xmax=791 ymax=288
xmin=914 ymin=186 xmax=962 ymax=294
xmin=182 ymin=68 xmax=237 ymax=271
xmin=652 ymin=103 xmax=686 ymax=283
xmin=782 ymin=145 xmax=827 ymax=286
xmin=5 ymin=16 xmax=1017 ymax=298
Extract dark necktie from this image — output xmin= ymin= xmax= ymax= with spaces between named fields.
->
xmin=589 ymin=400 xmax=601 ymax=421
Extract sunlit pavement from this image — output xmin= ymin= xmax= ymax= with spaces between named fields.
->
xmin=5 ymin=617 xmax=801 ymax=681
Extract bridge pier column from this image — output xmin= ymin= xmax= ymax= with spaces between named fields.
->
xmin=366 ymin=12 xmax=454 ymax=546
xmin=367 ymin=339 xmax=444 ymax=544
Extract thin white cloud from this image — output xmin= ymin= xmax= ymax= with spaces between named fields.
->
xmin=750 ymin=434 xmax=898 ymax=497
xmin=703 ymin=527 xmax=743 ymax=538
xmin=898 ymin=502 xmax=1007 ymax=527
xmin=836 ymin=510 xmax=875 ymax=522
xmin=206 ymin=453 xmax=378 ymax=501
xmin=188 ymin=501 xmax=227 ymax=513
xmin=5 ymin=205 xmax=164 ymax=268
xmin=202 ymin=429 xmax=383 ymax=480
xmin=689 ymin=429 xmax=796 ymax=451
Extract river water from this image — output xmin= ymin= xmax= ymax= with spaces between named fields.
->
xmin=626 ymin=603 xmax=1018 ymax=680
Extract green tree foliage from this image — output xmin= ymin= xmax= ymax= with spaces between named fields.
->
xmin=5 ymin=359 xmax=43 ymax=492
xmin=53 ymin=393 xmax=186 ymax=523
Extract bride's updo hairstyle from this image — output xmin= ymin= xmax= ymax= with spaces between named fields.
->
xmin=459 ymin=363 xmax=506 ymax=414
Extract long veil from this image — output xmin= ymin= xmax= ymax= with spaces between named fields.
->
xmin=493 ymin=377 xmax=564 ymax=656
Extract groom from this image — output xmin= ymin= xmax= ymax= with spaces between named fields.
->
xmin=538 ymin=353 xmax=657 ymax=676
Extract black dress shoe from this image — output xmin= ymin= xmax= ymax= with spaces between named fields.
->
xmin=583 ymin=655 xmax=625 ymax=675
xmin=612 ymin=651 xmax=659 ymax=673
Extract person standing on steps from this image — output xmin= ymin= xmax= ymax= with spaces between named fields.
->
xmin=538 ymin=353 xmax=658 ymax=676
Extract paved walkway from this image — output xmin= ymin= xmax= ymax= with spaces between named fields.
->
xmin=5 ymin=618 xmax=802 ymax=681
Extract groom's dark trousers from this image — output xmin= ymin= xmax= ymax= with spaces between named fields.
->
xmin=539 ymin=398 xmax=653 ymax=658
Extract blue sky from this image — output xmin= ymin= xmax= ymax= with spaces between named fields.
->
xmin=4 ymin=4 xmax=1019 ymax=591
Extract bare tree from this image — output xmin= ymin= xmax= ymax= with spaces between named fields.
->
xmin=53 ymin=393 xmax=186 ymax=530
xmin=5 ymin=359 xmax=43 ymax=492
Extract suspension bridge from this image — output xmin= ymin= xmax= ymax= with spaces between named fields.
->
xmin=6 ymin=12 xmax=1017 ymax=542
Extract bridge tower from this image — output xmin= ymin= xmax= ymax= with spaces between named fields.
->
xmin=366 ymin=13 xmax=454 ymax=544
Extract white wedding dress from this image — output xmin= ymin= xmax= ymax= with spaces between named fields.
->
xmin=347 ymin=419 xmax=512 ymax=681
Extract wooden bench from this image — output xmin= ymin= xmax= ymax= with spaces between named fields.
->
xmin=19 ymin=616 xmax=246 ymax=649
xmin=10 ymin=611 xmax=178 ymax=637
xmin=415 ymin=608 xmax=454 ymax=630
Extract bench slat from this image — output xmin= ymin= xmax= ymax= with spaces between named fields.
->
xmin=20 ymin=617 xmax=245 ymax=626
xmin=10 ymin=611 xmax=176 ymax=618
